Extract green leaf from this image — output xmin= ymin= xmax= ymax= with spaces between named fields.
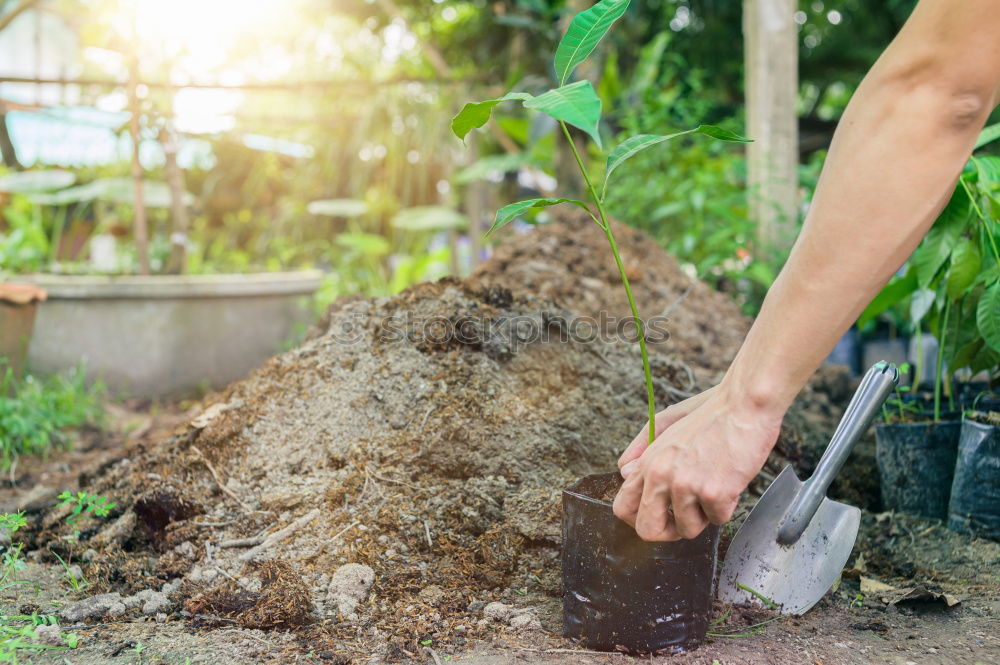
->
xmin=951 ymin=339 xmax=983 ymax=371
xmin=910 ymin=288 xmax=936 ymax=325
xmin=554 ymin=0 xmax=630 ymax=85
xmin=0 ymin=169 xmax=76 ymax=193
xmin=487 ymin=198 xmax=592 ymax=237
xmin=391 ymin=206 xmax=467 ymax=231
xmin=915 ymin=189 xmax=972 ymax=288
xmin=602 ymin=125 xmax=750 ymax=197
xmin=857 ymin=269 xmax=918 ymax=329
xmin=945 ymin=236 xmax=981 ymax=300
xmin=971 ymin=342 xmax=999 ymax=374
xmin=523 ymin=81 xmax=603 ymax=147
xmin=975 ymin=122 xmax=1000 ymax=150
xmin=974 ymin=155 xmax=1000 ymax=189
xmin=977 ymin=281 xmax=1000 ymax=352
xmin=451 ymin=92 xmax=532 ymax=141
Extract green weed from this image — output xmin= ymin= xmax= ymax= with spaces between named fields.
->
xmin=0 ymin=365 xmax=104 ymax=470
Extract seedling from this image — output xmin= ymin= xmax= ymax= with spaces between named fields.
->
xmin=452 ymin=0 xmax=749 ymax=441
xmin=57 ymin=491 xmax=116 ymax=526
xmin=51 ymin=552 xmax=90 ymax=593
xmin=0 ymin=513 xmax=81 ymax=659
xmin=880 ymin=363 xmax=923 ymax=424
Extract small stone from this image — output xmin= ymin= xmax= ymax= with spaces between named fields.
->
xmin=483 ymin=602 xmax=513 ymax=622
xmin=105 ymin=602 xmax=127 ymax=618
xmin=161 ymin=579 xmax=181 ymax=596
xmin=32 ymin=624 xmax=63 ymax=646
xmin=187 ymin=566 xmax=219 ymax=584
xmin=467 ymin=599 xmax=485 ymax=613
xmin=417 ymin=585 xmax=445 ymax=606
xmin=66 ymin=565 xmax=83 ymax=582
xmin=59 ymin=593 xmax=124 ymax=622
xmin=80 ymin=549 xmax=99 ymax=562
xmin=327 ymin=563 xmax=375 ymax=620
xmin=141 ymin=592 xmax=171 ymax=616
xmin=509 ymin=613 xmax=542 ymax=631
xmin=155 ymin=612 xmax=168 ymax=623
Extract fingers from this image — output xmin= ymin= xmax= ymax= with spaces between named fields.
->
xmin=699 ymin=485 xmax=740 ymax=525
xmin=612 ymin=471 xmax=643 ymax=527
xmin=633 ymin=469 xmax=680 ymax=542
xmin=670 ymin=484 xmax=710 ymax=539
xmin=618 ymin=394 xmax=709 ymax=471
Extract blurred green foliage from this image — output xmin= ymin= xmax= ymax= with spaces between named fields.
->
xmin=0 ymin=365 xmax=104 ymax=470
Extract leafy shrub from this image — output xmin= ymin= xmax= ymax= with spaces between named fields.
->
xmin=0 ymin=366 xmax=103 ymax=469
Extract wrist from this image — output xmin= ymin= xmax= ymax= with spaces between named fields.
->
xmin=718 ymin=363 xmax=795 ymax=424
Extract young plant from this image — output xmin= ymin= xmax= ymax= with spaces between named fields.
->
xmin=880 ymin=363 xmax=923 ymax=424
xmin=452 ymin=0 xmax=749 ymax=443
xmin=0 ymin=365 xmax=104 ymax=470
xmin=861 ymin=124 xmax=1000 ymax=421
xmin=0 ymin=512 xmax=81 ymax=660
xmin=57 ymin=491 xmax=116 ymax=539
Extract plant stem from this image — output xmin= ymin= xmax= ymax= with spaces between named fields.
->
xmin=559 ymin=121 xmax=657 ymax=444
xmin=962 ymin=174 xmax=1000 ymax=264
xmin=933 ymin=298 xmax=950 ymax=422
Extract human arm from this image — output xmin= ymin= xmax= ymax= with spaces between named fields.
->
xmin=613 ymin=0 xmax=1000 ymax=541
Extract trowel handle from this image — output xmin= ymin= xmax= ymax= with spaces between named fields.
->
xmin=776 ymin=361 xmax=898 ymax=545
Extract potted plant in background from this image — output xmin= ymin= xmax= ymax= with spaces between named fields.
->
xmin=0 ymin=167 xmax=322 ymax=399
xmin=870 ymin=133 xmax=1000 ymax=520
xmin=453 ymin=0 xmax=749 ymax=652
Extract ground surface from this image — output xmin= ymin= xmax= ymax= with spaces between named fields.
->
xmin=1 ymin=219 xmax=997 ymax=665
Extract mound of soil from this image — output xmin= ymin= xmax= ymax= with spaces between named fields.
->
xmin=25 ymin=272 xmax=804 ymax=661
xmin=28 ymin=279 xmax=737 ymax=660
xmin=471 ymin=211 xmax=751 ymax=383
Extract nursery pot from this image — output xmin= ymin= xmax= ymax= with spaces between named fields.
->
xmin=875 ymin=421 xmax=961 ymax=519
xmin=948 ymin=418 xmax=1000 ymax=540
xmin=0 ymin=283 xmax=47 ymax=383
xmin=562 ymin=473 xmax=719 ymax=654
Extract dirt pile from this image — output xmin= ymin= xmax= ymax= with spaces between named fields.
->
xmin=471 ymin=211 xmax=752 ymax=382
xmin=23 ymin=219 xmax=830 ymax=662
xmin=32 ymin=279 xmax=734 ymax=661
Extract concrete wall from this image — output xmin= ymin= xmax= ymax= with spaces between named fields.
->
xmin=25 ymin=271 xmax=323 ymax=398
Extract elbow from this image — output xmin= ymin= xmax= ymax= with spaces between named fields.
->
xmin=870 ymin=55 xmax=998 ymax=133
xmin=941 ymin=88 xmax=993 ymax=131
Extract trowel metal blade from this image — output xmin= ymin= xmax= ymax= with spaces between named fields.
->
xmin=718 ymin=465 xmax=861 ymax=615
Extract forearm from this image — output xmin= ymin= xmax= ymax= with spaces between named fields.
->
xmin=723 ymin=0 xmax=1000 ymax=417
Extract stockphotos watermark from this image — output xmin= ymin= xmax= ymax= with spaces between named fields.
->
xmin=326 ymin=310 xmax=673 ymax=347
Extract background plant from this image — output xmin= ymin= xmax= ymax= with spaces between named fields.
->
xmin=0 ymin=366 xmax=104 ymax=470
xmin=452 ymin=0 xmax=748 ymax=442
xmin=0 ymin=512 xmax=79 ymax=661
xmin=860 ymin=127 xmax=1000 ymax=418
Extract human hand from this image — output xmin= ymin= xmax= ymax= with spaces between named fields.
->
xmin=612 ymin=384 xmax=784 ymax=541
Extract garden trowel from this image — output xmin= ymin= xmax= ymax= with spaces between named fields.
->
xmin=717 ymin=361 xmax=899 ymax=615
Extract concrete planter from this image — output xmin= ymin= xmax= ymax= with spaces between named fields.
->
xmin=24 ymin=271 xmax=323 ymax=398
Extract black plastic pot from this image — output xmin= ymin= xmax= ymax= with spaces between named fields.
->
xmin=948 ymin=419 xmax=1000 ymax=540
xmin=875 ymin=421 xmax=962 ymax=519
xmin=562 ymin=473 xmax=719 ymax=654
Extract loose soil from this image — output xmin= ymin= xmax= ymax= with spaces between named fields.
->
xmin=1 ymin=218 xmax=996 ymax=665
xmin=470 ymin=211 xmax=751 ymax=383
